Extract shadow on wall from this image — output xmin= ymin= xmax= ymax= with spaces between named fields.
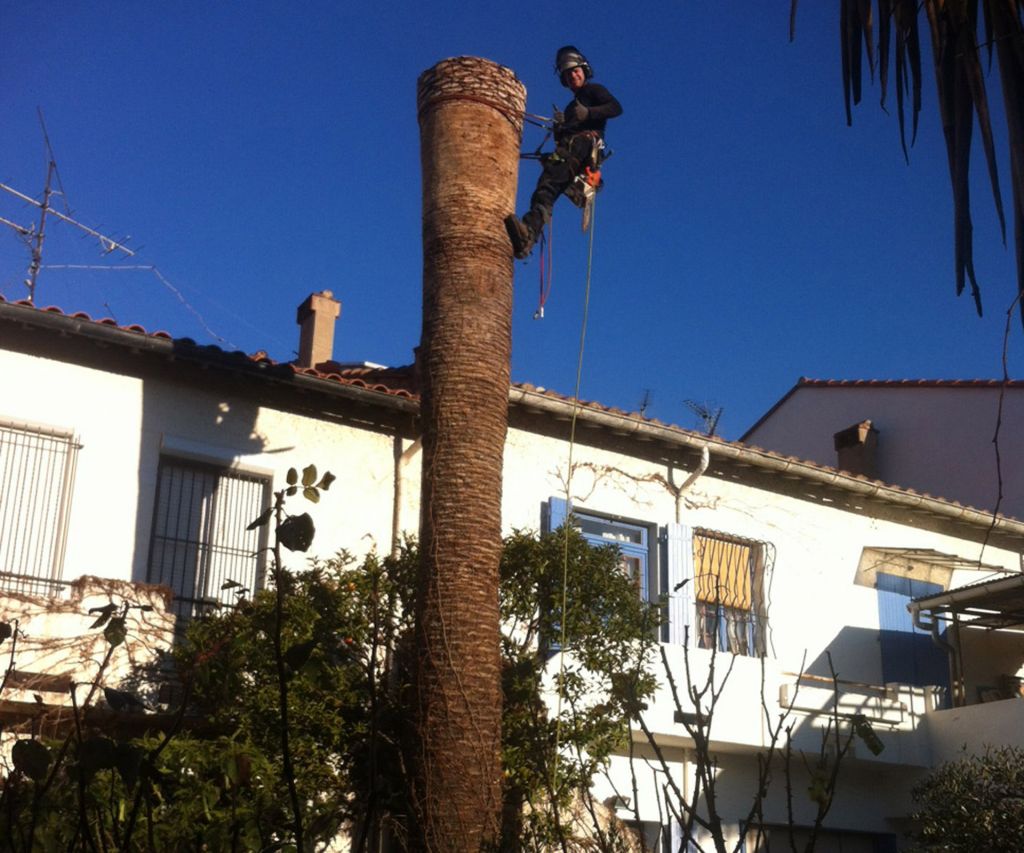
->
xmin=131 ymin=294 xmax=344 ymax=630
xmin=130 ymin=336 xmax=278 ymax=629
xmin=804 ymin=625 xmax=886 ymax=685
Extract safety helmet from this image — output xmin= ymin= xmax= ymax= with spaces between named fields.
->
xmin=554 ymin=45 xmax=593 ymax=83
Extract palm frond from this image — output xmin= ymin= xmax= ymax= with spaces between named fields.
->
xmin=879 ymin=0 xmax=894 ymax=109
xmin=796 ymin=1 xmax=1024 ymax=321
xmin=985 ymin=0 xmax=1024 ymax=323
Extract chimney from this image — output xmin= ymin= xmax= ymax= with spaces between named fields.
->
xmin=834 ymin=419 xmax=878 ymax=478
xmin=295 ymin=290 xmax=341 ymax=368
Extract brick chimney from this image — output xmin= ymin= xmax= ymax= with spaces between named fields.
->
xmin=834 ymin=419 xmax=878 ymax=478
xmin=295 ymin=290 xmax=341 ymax=368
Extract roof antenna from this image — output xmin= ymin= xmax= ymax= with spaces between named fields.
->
xmin=0 ymin=108 xmax=135 ymax=304
xmin=685 ymin=399 xmax=723 ymax=436
xmin=638 ymin=389 xmax=652 ymax=417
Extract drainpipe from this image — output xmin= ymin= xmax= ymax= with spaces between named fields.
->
xmin=391 ymin=436 xmax=421 ymax=557
xmin=911 ymin=605 xmax=962 ymax=707
xmin=671 ymin=445 xmax=710 ymax=523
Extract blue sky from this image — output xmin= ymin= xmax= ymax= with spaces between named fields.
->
xmin=2 ymin=2 xmax=1020 ymax=439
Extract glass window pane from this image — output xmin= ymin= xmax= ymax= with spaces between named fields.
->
xmin=147 ymin=457 xmax=268 ymax=626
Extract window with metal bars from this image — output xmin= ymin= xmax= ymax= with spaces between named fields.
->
xmin=0 ymin=419 xmax=81 ymax=596
xmin=693 ymin=529 xmax=766 ymax=656
xmin=146 ymin=456 xmax=269 ymax=626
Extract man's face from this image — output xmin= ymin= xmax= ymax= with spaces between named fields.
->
xmin=565 ymin=66 xmax=586 ymax=92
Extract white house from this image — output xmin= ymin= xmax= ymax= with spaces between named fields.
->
xmin=741 ymin=378 xmax=1024 ymax=522
xmin=3 ymin=293 xmax=1024 ymax=851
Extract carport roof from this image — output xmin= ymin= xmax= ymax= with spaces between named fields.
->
xmin=911 ymin=573 xmax=1024 ymax=630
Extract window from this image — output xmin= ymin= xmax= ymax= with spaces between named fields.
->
xmin=0 ymin=419 xmax=81 ymax=595
xmin=693 ymin=529 xmax=766 ymax=656
xmin=576 ymin=511 xmax=653 ymax=601
xmin=547 ymin=499 xmax=773 ymax=655
xmin=146 ymin=457 xmax=269 ymax=625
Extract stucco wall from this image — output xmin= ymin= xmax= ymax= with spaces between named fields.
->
xmin=6 ymin=345 xmax=1024 ymax=841
xmin=743 ymin=385 xmax=1024 ymax=520
xmin=1 ymin=349 xmax=402 ymax=589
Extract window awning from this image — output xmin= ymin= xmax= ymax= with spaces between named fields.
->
xmin=909 ymin=573 xmax=1024 ymax=630
xmin=855 ymin=547 xmax=1008 ymax=590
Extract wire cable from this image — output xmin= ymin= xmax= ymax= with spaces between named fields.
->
xmin=551 ymin=194 xmax=598 ymax=793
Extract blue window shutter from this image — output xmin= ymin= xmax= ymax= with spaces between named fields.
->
xmin=543 ymin=496 xmax=570 ymax=534
xmin=877 ymin=572 xmax=950 ymax=702
xmin=541 ymin=496 xmax=572 ymax=657
xmin=665 ymin=523 xmax=693 ymax=646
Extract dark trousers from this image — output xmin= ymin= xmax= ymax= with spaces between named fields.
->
xmin=523 ymin=134 xmax=597 ymax=235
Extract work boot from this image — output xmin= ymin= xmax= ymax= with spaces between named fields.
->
xmin=504 ymin=214 xmax=535 ymax=259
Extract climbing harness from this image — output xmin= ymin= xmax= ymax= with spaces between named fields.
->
xmin=523 ymin=131 xmax=609 ymax=318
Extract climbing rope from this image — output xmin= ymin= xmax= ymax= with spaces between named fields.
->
xmin=551 ymin=192 xmax=598 ymax=793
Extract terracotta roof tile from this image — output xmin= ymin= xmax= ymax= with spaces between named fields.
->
xmin=2 ymin=295 xmax=1019 ymax=525
xmin=798 ymin=377 xmax=1024 ymax=388
xmin=0 ymin=294 xmax=418 ymax=399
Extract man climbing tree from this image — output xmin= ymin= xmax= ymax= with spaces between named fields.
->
xmin=505 ymin=45 xmax=622 ymax=259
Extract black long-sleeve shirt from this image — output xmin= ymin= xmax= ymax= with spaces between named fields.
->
xmin=558 ymin=82 xmax=622 ymax=140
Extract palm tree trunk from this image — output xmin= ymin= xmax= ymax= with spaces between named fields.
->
xmin=413 ymin=56 xmax=525 ymax=851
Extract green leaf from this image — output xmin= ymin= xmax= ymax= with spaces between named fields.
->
xmin=246 ymin=507 xmax=273 ymax=531
xmin=301 ymin=464 xmax=318 ymax=487
xmin=103 ymin=686 xmax=146 ymax=712
xmin=286 ymin=485 xmax=298 ymax=497
xmin=286 ymin=468 xmax=298 ymax=486
xmin=115 ymin=742 xmax=144 ymax=788
xmin=852 ymin=712 xmax=884 ymax=755
xmin=12 ymin=738 xmax=50 ymax=781
xmin=224 ymin=752 xmax=240 ymax=787
xmin=88 ymin=602 xmax=117 ymax=630
xmin=104 ymin=616 xmax=127 ymax=647
xmin=221 ymin=579 xmax=243 ymax=591
xmin=0 ymin=621 xmax=11 ymax=643
xmin=807 ymin=772 xmax=828 ymax=806
xmin=77 ymin=736 xmax=118 ymax=776
xmin=277 ymin=513 xmax=315 ymax=552
xmin=303 ymin=487 xmax=320 ymax=504
xmin=317 ymin=471 xmax=336 ymax=491
xmin=284 ymin=638 xmax=317 ymax=673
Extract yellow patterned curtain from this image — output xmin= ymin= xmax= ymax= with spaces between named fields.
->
xmin=694 ymin=533 xmax=754 ymax=610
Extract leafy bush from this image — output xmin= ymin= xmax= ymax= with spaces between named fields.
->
xmin=1 ymin=520 xmax=658 ymax=851
xmin=910 ymin=746 xmax=1024 ymax=852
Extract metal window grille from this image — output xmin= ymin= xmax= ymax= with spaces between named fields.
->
xmin=0 ymin=419 xmax=80 ymax=596
xmin=146 ymin=457 xmax=269 ymax=626
xmin=693 ymin=529 xmax=772 ymax=656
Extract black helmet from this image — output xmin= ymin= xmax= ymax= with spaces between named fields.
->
xmin=554 ymin=45 xmax=593 ymax=83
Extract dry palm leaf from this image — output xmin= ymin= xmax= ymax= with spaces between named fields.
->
xmin=791 ymin=0 xmax=1024 ymax=323
xmin=985 ymin=0 xmax=1024 ymax=322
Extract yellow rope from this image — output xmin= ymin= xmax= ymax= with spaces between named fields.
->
xmin=552 ymin=194 xmax=597 ymax=793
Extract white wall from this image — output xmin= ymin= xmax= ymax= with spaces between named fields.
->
xmin=927 ymin=698 xmax=1024 ymax=763
xmin=1 ymin=349 xmax=403 ymax=588
xmin=6 ymin=345 xmax=1024 ymax=840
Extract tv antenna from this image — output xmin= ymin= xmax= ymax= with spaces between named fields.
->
xmin=685 ymin=399 xmax=723 ymax=436
xmin=638 ymin=389 xmax=653 ymax=417
xmin=0 ymin=108 xmax=135 ymax=304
